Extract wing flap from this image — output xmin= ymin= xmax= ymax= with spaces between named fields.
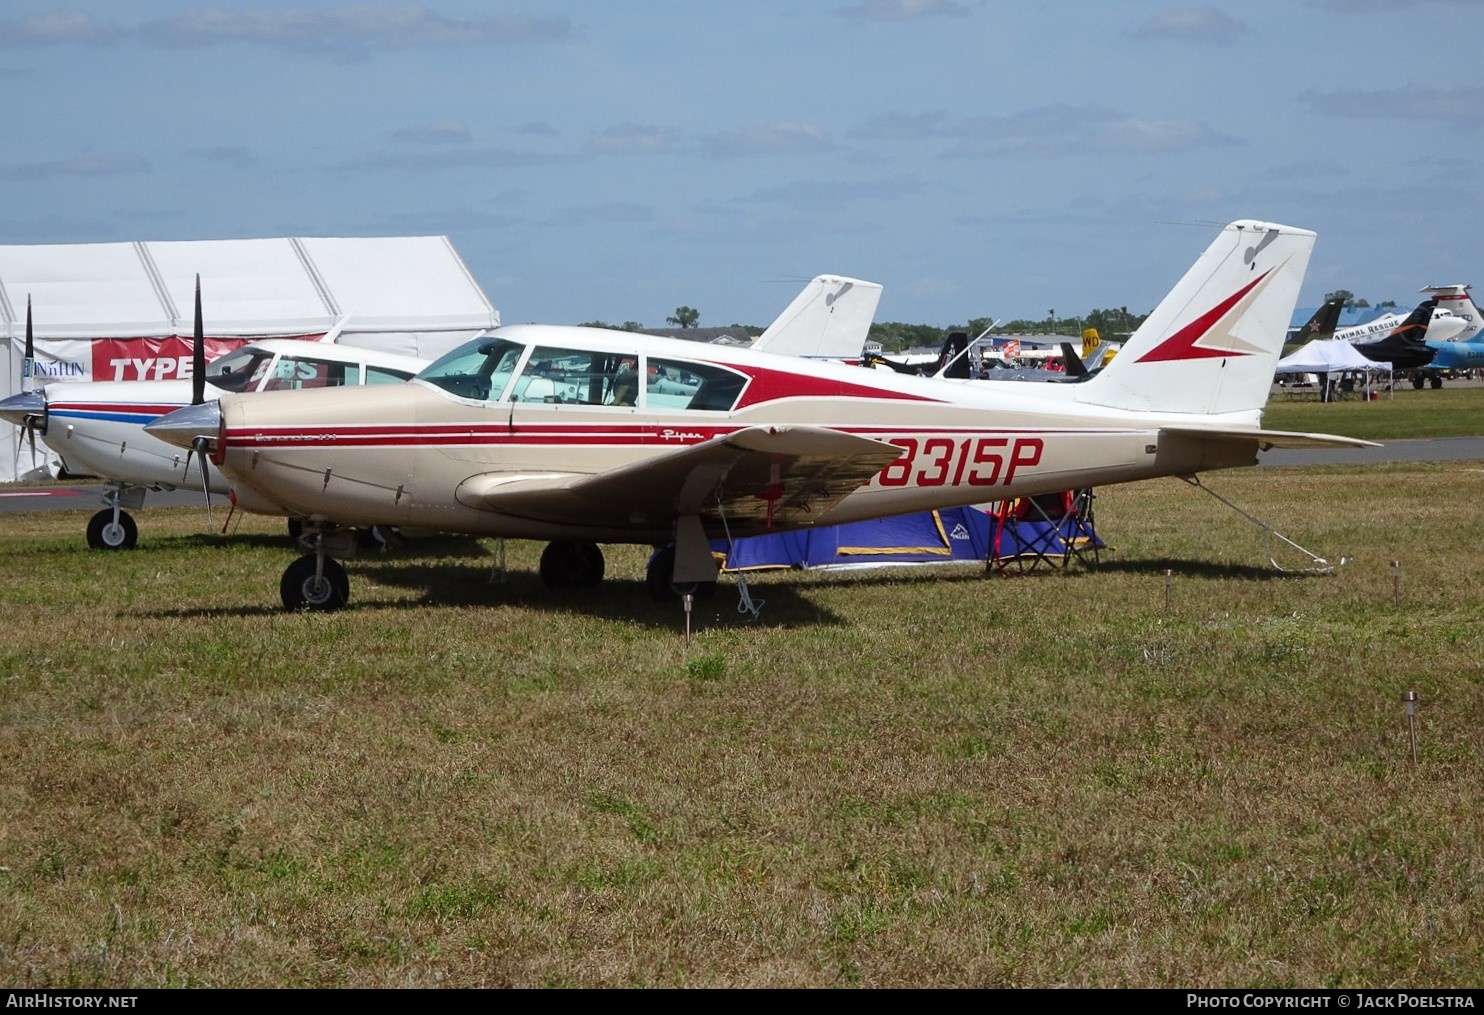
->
xmin=455 ymin=425 xmax=905 ymax=532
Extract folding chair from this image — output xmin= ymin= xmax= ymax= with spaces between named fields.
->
xmin=1057 ymin=488 xmax=1102 ymax=569
xmin=988 ymin=489 xmax=1103 ymax=575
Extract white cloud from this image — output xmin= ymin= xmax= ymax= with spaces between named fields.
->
xmin=583 ymin=123 xmax=684 ymax=156
xmin=390 ymin=119 xmax=474 ymax=145
xmin=1301 ymin=84 xmax=1484 ymax=126
xmin=833 ymin=0 xmax=971 ymax=21
xmin=139 ymin=5 xmax=576 ymax=52
xmin=0 ymin=152 xmax=151 ymax=181
xmin=699 ymin=122 xmax=838 ymax=158
xmin=0 ymin=12 xmax=126 ymax=45
xmin=1128 ymin=6 xmax=1249 ymax=44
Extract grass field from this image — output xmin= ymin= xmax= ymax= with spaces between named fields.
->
xmin=0 ymin=387 xmax=1481 ymax=988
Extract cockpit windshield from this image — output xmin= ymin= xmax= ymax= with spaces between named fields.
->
xmin=205 ymin=348 xmax=365 ymax=392
xmin=417 ymin=336 xmax=526 ymax=401
xmin=205 ymin=348 xmax=275 ymax=394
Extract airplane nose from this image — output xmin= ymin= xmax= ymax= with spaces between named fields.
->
xmin=144 ymin=400 xmax=222 ymax=451
xmin=0 ymin=390 xmax=47 ymax=427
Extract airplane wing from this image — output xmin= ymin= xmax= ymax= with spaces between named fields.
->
xmin=455 ymin=425 xmax=906 ymax=531
xmin=1162 ymin=426 xmax=1381 ymax=450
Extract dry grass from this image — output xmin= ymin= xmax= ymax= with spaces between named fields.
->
xmin=1 ymin=460 xmax=1481 ymax=988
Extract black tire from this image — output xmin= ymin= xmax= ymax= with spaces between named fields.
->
xmin=280 ymin=554 xmax=350 ymax=612
xmin=86 ymin=509 xmax=138 ymax=550
xmin=538 ymin=541 xmax=605 ymax=589
xmin=1430 ymin=376 xmax=1443 ymax=389
xmin=645 ymin=544 xmax=717 ymax=602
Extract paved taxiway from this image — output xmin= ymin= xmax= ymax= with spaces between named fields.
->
xmin=0 ymin=484 xmax=214 ymax=515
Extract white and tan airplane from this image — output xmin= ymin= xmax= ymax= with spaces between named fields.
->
xmin=146 ymin=219 xmax=1374 ymax=612
xmin=0 ymin=273 xmax=883 ymax=550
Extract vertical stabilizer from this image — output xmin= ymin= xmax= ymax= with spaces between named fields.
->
xmin=751 ymin=274 xmax=883 ymax=363
xmin=1293 ymin=297 xmax=1344 ymax=342
xmin=1353 ymin=299 xmax=1437 ymax=368
xmin=1075 ymin=220 xmax=1315 ymax=418
xmin=1421 ymin=284 xmax=1482 ymax=343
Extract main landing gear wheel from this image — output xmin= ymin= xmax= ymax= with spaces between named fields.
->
xmin=280 ymin=554 xmax=350 ymax=612
xmin=644 ymin=545 xmax=718 ymax=602
xmin=538 ymin=541 xmax=605 ymax=589
xmin=87 ymin=509 xmax=138 ymax=550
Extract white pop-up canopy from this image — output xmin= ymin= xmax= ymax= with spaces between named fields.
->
xmin=1274 ymin=338 xmax=1392 ymax=401
xmin=1275 ymin=338 xmax=1385 ymax=374
xmin=2 ymin=234 xmax=500 ymax=480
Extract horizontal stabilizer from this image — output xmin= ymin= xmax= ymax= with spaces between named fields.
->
xmin=1162 ymin=426 xmax=1380 ymax=450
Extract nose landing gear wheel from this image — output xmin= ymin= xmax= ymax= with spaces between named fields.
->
xmin=87 ymin=509 xmax=138 ymax=550
xmin=280 ymin=554 xmax=350 ymax=612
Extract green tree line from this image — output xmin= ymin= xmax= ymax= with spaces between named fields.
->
xmin=867 ymin=306 xmax=1148 ymax=354
xmin=584 ymin=296 xmax=1404 ymax=355
xmin=580 ymin=305 xmax=1158 ymax=353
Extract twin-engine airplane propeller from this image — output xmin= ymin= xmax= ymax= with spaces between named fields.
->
xmin=147 ymin=219 xmax=1375 ymax=613
xmin=0 ymin=276 xmax=430 ymax=548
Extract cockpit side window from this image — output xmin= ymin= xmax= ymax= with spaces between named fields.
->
xmin=646 ymin=358 xmax=747 ymax=412
xmin=510 ymin=346 xmax=639 ymax=406
xmin=365 ymin=365 xmax=415 ymax=385
xmin=418 ymin=337 xmax=525 ymax=401
xmin=261 ymin=357 xmax=348 ymax=391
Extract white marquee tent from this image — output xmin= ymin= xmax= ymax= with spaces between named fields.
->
xmin=2 ymin=235 xmax=499 ymax=480
xmin=1274 ymin=337 xmax=1391 ymax=401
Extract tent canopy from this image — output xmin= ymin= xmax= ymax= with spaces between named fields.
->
xmin=1275 ymin=338 xmax=1389 ymax=375
xmin=0 ymin=235 xmax=497 ymax=343
xmin=2 ymin=235 xmax=500 ymax=481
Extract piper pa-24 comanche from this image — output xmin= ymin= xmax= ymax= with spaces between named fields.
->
xmin=147 ymin=219 xmax=1374 ymax=613
xmin=1 ymin=273 xmax=879 ymax=551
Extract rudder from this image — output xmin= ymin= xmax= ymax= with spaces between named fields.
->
xmin=1074 ymin=220 xmax=1315 ymax=419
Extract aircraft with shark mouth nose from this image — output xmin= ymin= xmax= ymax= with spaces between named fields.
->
xmin=145 ymin=219 xmax=1375 ymax=614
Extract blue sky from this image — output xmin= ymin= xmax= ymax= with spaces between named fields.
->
xmin=2 ymin=1 xmax=1479 ymax=330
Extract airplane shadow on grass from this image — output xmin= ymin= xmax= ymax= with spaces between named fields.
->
xmin=358 ymin=558 xmax=850 ymax=629
xmin=141 ymin=533 xmax=1305 ymax=627
xmin=141 ymin=542 xmax=849 ymax=629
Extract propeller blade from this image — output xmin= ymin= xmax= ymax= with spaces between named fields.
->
xmin=193 ymin=437 xmax=213 ymax=525
xmin=192 ymin=274 xmax=206 ymax=406
xmin=22 ymin=295 xmax=35 ymax=393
